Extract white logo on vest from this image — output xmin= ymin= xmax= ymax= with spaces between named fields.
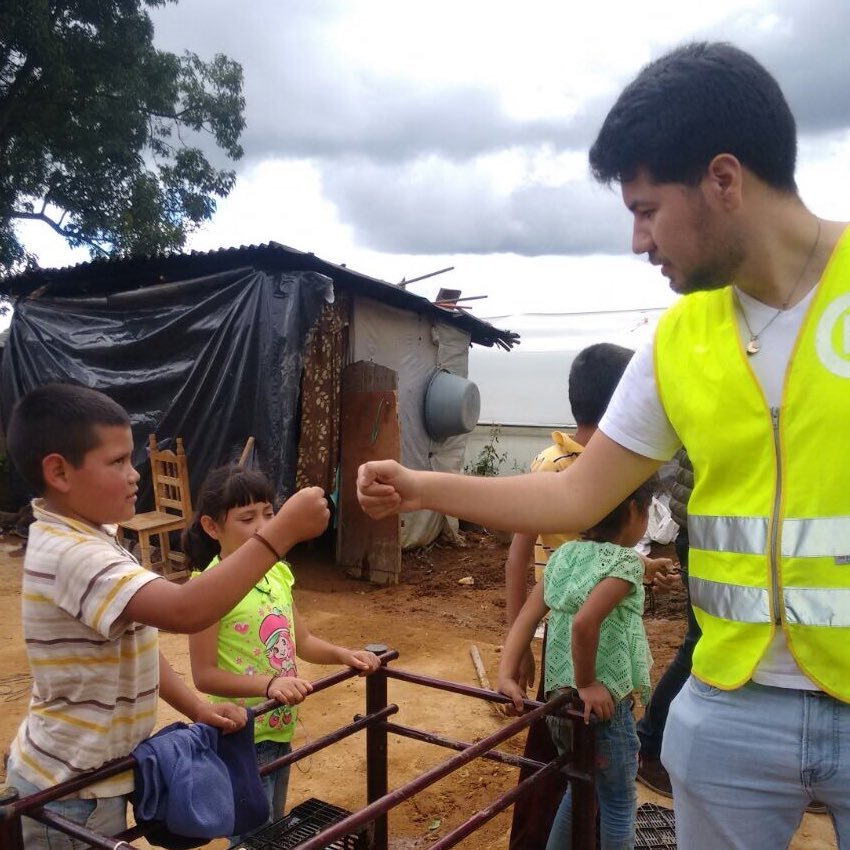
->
xmin=815 ymin=293 xmax=850 ymax=378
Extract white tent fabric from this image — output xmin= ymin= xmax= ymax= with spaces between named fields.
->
xmin=351 ymin=298 xmax=470 ymax=548
xmin=468 ymin=308 xmax=666 ymax=428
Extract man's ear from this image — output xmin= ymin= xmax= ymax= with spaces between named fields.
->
xmin=199 ymin=514 xmax=221 ymax=541
xmin=704 ymin=154 xmax=744 ymax=210
xmin=42 ymin=453 xmax=72 ymax=494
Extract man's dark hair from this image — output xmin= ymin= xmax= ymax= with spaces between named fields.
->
xmin=569 ymin=342 xmax=634 ymax=425
xmin=6 ymin=383 xmax=130 ymax=494
xmin=589 ymin=42 xmax=797 ymax=191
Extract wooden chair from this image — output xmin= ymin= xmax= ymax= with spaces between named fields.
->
xmin=118 ymin=434 xmax=193 ymax=581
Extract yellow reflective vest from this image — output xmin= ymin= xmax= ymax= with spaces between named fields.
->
xmin=655 ymin=226 xmax=850 ymax=700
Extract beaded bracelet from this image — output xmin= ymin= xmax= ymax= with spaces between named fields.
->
xmin=252 ymin=530 xmax=282 ymax=561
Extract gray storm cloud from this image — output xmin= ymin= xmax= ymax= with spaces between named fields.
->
xmin=151 ymin=0 xmax=850 ymax=259
xmin=320 ymin=160 xmax=630 ymax=255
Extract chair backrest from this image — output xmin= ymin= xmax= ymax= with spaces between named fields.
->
xmin=148 ymin=434 xmax=193 ymax=519
xmin=238 ymin=436 xmax=255 ymax=467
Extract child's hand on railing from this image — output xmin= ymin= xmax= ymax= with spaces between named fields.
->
xmin=641 ymin=555 xmax=682 ymax=593
xmin=497 ymin=673 xmax=528 ymax=715
xmin=196 ymin=700 xmax=247 ymax=733
xmin=640 ymin=555 xmax=673 ymax=583
xmin=341 ymin=649 xmax=382 ymax=676
xmin=576 ymin=680 xmax=614 ymax=724
xmin=267 ymin=674 xmax=314 ymax=706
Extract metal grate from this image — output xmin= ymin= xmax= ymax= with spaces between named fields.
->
xmin=236 ymin=798 xmax=365 ymax=850
xmin=635 ymin=802 xmax=677 ymax=850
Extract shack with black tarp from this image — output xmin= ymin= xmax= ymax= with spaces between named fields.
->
xmin=0 ymin=243 xmax=517 ymax=567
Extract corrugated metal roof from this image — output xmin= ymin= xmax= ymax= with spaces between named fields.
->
xmin=0 ymin=242 xmax=518 ymax=349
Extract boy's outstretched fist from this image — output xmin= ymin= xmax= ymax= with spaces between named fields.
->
xmin=357 ymin=460 xmax=421 ymax=518
xmin=279 ymin=486 xmax=330 ymax=541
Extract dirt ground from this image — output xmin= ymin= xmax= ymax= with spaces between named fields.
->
xmin=0 ymin=530 xmax=837 ymax=849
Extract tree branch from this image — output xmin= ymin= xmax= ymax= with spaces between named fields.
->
xmin=11 ymin=209 xmax=109 ymax=256
xmin=150 ymin=108 xmax=188 ymax=120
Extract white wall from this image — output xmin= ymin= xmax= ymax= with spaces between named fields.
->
xmin=462 ymin=423 xmax=558 ymax=476
xmin=350 ymin=297 xmax=473 ymax=546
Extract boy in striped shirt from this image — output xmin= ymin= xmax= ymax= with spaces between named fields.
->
xmin=4 ymin=383 xmax=330 ymax=849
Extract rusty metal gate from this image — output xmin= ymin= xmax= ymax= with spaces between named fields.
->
xmin=0 ymin=647 xmax=598 ymax=849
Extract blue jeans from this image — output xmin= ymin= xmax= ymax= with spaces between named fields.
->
xmin=4 ymin=766 xmax=127 ymax=850
xmin=663 ymin=676 xmax=850 ymax=849
xmin=637 ymin=530 xmax=701 ymax=758
xmin=256 ymin=739 xmax=292 ymax=823
xmin=545 ymin=696 xmax=639 ymax=850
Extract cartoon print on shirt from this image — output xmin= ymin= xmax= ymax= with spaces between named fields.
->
xmin=258 ymin=609 xmax=296 ymax=729
xmin=260 ymin=611 xmax=296 ymax=673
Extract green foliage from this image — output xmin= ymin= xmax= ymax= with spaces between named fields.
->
xmin=0 ymin=0 xmax=246 ymax=274
xmin=464 ymin=424 xmax=508 ymax=477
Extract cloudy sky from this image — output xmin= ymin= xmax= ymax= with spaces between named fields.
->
xmin=16 ymin=0 xmax=850 ymax=320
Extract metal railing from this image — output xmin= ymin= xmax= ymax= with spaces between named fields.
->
xmin=0 ymin=646 xmax=596 ymax=849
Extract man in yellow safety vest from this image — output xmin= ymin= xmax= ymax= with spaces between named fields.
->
xmin=358 ymin=42 xmax=850 ymax=849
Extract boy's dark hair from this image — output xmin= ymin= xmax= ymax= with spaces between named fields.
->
xmin=7 ymin=383 xmax=130 ymax=494
xmin=182 ymin=465 xmax=276 ymax=571
xmin=584 ymin=477 xmax=656 ymax=544
xmin=569 ymin=342 xmax=634 ymax=425
xmin=589 ymin=42 xmax=797 ymax=191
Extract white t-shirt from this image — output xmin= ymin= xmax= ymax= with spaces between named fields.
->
xmin=600 ymin=285 xmax=820 ymax=689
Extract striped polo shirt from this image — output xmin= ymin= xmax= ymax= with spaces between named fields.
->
xmin=9 ymin=500 xmax=161 ymax=798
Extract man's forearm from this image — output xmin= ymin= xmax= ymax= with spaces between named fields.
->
xmin=418 ymin=434 xmax=659 ymax=534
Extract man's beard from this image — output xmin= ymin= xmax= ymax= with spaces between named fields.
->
xmin=676 ymin=212 xmax=745 ymax=295
xmin=677 ymin=261 xmax=737 ymax=294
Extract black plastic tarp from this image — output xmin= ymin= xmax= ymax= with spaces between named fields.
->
xmin=0 ymin=268 xmax=331 ymax=510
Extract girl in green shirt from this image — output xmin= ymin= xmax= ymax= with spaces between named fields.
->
xmin=498 ymin=480 xmax=655 ymax=850
xmin=184 ymin=466 xmax=381 ymax=827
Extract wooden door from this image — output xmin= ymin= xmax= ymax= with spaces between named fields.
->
xmin=337 ymin=361 xmax=401 ymax=584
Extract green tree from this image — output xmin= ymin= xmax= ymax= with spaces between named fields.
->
xmin=0 ymin=0 xmax=245 ymax=273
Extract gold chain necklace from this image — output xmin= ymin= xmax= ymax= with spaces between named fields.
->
xmin=734 ymin=217 xmax=821 ymax=356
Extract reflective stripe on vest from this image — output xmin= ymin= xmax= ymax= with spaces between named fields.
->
xmin=690 ymin=575 xmax=850 ymax=627
xmin=691 ymin=514 xmax=850 ymax=558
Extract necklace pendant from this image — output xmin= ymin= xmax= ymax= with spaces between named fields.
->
xmin=746 ymin=337 xmax=760 ymax=356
